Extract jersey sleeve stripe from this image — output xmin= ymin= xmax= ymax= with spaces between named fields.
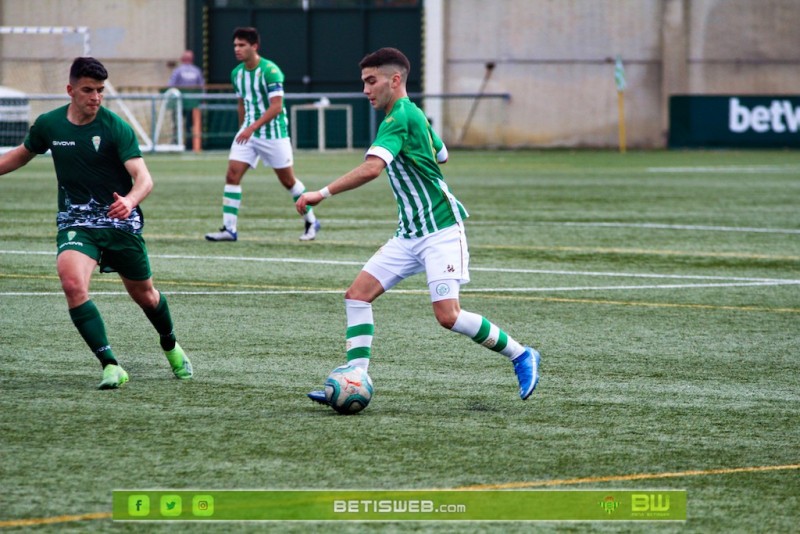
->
xmin=366 ymin=145 xmax=394 ymax=166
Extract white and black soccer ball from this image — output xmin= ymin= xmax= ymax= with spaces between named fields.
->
xmin=324 ymin=365 xmax=373 ymax=414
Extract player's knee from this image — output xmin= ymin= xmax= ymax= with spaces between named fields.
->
xmin=130 ymin=287 xmax=160 ymax=309
xmin=435 ymin=309 xmax=459 ymax=330
xmin=60 ymin=276 xmax=88 ymax=301
xmin=225 ymin=167 xmax=245 ymax=184
xmin=344 ymin=286 xmax=365 ymax=301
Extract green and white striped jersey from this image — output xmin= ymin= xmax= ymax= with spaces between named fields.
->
xmin=366 ymin=97 xmax=467 ymax=238
xmin=231 ymin=57 xmax=289 ymax=139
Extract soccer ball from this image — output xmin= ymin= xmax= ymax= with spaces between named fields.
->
xmin=324 ymin=365 xmax=373 ymax=414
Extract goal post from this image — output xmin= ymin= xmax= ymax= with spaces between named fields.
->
xmin=0 ymin=26 xmax=184 ymax=153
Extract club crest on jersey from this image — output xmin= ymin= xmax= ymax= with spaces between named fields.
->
xmin=92 ymin=136 xmax=101 ymax=152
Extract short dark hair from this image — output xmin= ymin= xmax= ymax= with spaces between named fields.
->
xmin=69 ymin=57 xmax=108 ymax=84
xmin=233 ymin=27 xmax=260 ymax=45
xmin=359 ymin=47 xmax=410 ymax=79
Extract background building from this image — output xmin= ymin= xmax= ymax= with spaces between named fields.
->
xmin=1 ymin=0 xmax=799 ymax=148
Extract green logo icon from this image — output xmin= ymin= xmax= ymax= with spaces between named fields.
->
xmin=599 ymin=495 xmax=620 ymax=515
xmin=192 ymin=495 xmax=214 ymax=516
xmin=160 ymin=495 xmax=182 ymax=516
xmin=128 ymin=495 xmax=150 ymax=516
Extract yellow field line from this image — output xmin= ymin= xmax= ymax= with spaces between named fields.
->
xmin=455 ymin=463 xmax=800 ymax=490
xmin=0 ymin=512 xmax=111 ymax=528
xmin=475 ymin=244 xmax=800 ymax=262
xmin=2 ymin=464 xmax=797 ymax=527
xmin=466 ymin=293 xmax=800 ymax=314
xmin=0 ymin=274 xmax=314 ymax=291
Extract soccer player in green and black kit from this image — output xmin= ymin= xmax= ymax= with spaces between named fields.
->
xmin=297 ymin=48 xmax=540 ymax=404
xmin=0 ymin=57 xmax=192 ymax=389
xmin=205 ymin=26 xmax=320 ymax=242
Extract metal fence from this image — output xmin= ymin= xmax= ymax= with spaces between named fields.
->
xmin=0 ymin=91 xmax=510 ymax=152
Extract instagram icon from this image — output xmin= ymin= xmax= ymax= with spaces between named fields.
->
xmin=192 ymin=495 xmax=214 ymax=517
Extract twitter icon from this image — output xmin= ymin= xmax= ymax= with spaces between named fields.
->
xmin=160 ymin=495 xmax=182 ymax=517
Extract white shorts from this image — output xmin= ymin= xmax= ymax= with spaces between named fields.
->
xmin=363 ymin=223 xmax=470 ymax=302
xmin=229 ymin=136 xmax=294 ymax=169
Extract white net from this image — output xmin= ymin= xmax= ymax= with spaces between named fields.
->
xmin=0 ymin=27 xmax=84 ymax=149
xmin=0 ymin=26 xmax=89 ymax=91
xmin=0 ymin=26 xmax=184 ymax=152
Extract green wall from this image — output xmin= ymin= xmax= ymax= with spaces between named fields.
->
xmin=187 ymin=0 xmax=422 ymax=150
xmin=669 ymin=95 xmax=800 ymax=149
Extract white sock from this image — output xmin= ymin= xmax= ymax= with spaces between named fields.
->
xmin=348 ymin=358 xmax=370 ymax=371
xmin=222 ymin=184 xmax=242 ymax=231
xmin=345 ymin=299 xmax=373 ymax=363
xmin=289 ymin=180 xmax=305 ymax=199
xmin=451 ymin=310 xmax=525 ymax=360
xmin=289 ymin=180 xmax=316 ymax=223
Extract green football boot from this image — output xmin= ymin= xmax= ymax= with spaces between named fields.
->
xmin=164 ymin=343 xmax=193 ymax=379
xmin=98 ymin=364 xmax=129 ymax=390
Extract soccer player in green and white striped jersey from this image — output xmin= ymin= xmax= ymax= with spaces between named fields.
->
xmin=297 ymin=48 xmax=541 ymax=405
xmin=205 ymin=26 xmax=320 ymax=242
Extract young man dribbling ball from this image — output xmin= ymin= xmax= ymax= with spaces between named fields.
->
xmin=297 ymin=48 xmax=540 ymax=405
xmin=0 ymin=57 xmax=193 ymax=389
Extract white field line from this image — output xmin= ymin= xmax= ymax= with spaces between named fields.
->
xmin=295 ymin=219 xmax=799 ymax=235
xmin=3 ymin=249 xmax=798 ymax=283
xmin=2 ymin=250 xmax=798 ymax=296
xmin=647 ymin=165 xmax=800 ymax=173
xmin=552 ymin=222 xmax=800 ymax=235
xmin=0 ymin=249 xmax=364 ymax=266
xmin=5 ymin=219 xmax=798 ymax=235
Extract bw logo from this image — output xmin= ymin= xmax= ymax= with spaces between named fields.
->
xmin=631 ymin=493 xmax=670 ymax=513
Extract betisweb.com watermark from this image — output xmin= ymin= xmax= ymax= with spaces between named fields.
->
xmin=333 ymin=499 xmax=466 ymax=514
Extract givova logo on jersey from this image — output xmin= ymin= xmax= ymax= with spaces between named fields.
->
xmin=59 ymin=230 xmax=84 ymax=249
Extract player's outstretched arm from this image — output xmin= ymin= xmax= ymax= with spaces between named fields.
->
xmin=0 ymin=145 xmax=36 ymax=176
xmin=295 ymin=156 xmax=385 ymax=215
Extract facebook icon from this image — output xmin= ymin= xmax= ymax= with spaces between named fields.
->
xmin=128 ymin=495 xmax=150 ymax=516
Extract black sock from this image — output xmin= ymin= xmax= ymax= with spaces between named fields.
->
xmin=69 ymin=300 xmax=118 ymax=367
xmin=143 ymin=293 xmax=177 ymax=351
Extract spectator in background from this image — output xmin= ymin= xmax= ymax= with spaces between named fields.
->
xmin=169 ymin=50 xmax=204 ymax=88
xmin=168 ymin=50 xmax=204 ymax=149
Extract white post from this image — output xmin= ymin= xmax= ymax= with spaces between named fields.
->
xmin=423 ymin=0 xmax=445 ymax=131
